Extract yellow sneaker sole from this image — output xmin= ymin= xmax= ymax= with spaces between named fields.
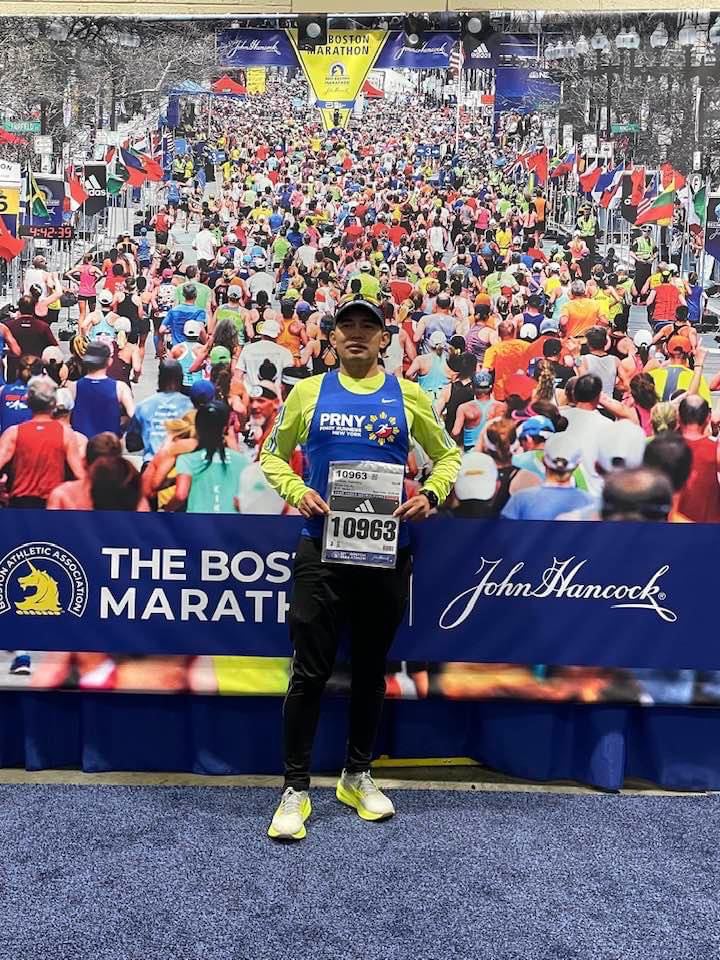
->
xmin=335 ymin=783 xmax=394 ymax=822
xmin=267 ymin=797 xmax=312 ymax=840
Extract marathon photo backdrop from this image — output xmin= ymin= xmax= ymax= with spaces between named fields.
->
xmin=0 ymin=511 xmax=715 ymax=707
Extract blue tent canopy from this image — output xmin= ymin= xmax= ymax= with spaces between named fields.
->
xmin=168 ymin=80 xmax=212 ymax=96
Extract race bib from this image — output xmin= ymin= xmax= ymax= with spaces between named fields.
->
xmin=322 ymin=461 xmax=405 ymax=568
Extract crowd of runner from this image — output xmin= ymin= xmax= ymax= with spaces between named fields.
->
xmin=0 ymin=89 xmax=717 ymax=528
xmin=0 ymin=81 xmax=716 ymax=699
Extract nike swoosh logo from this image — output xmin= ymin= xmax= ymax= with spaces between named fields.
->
xmin=381 ymin=399 xmax=396 ymax=404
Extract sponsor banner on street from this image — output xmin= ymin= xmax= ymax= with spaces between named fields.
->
xmin=81 ymin=163 xmax=107 ymax=216
xmin=494 ymin=66 xmax=561 ymax=114
xmin=0 ymin=159 xmax=21 ymax=183
xmin=0 ymin=512 xmax=705 ymax=673
xmin=246 ymin=66 xmax=267 ymax=95
xmin=704 ymin=193 xmax=720 ymax=260
xmin=217 ymin=29 xmax=298 ymax=68
xmin=375 ymin=32 xmax=457 ymax=70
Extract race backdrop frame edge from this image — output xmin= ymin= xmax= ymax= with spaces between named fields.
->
xmin=0 ymin=1 xmax=715 ymax=15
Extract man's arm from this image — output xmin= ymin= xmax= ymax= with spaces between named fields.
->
xmin=452 ymin=402 xmax=468 ymax=440
xmin=405 ymin=355 xmax=428 ymax=381
xmin=402 ymin=382 xmax=462 ymax=506
xmin=259 ymin=381 xmax=314 ymax=508
xmin=63 ymin=426 xmax=85 ymax=480
xmin=0 ymin=425 xmax=17 ymax=471
xmin=116 ymin=381 xmax=135 ymax=419
xmin=1 ymin=323 xmax=21 ymax=357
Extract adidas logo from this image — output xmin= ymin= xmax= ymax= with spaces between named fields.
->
xmin=83 ymin=174 xmax=105 ymax=196
xmin=470 ymin=43 xmax=492 ymax=60
xmin=354 ymin=499 xmax=374 ymax=513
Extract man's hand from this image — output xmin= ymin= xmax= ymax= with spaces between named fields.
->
xmin=394 ymin=494 xmax=432 ymax=522
xmin=298 ymin=490 xmax=330 ymax=519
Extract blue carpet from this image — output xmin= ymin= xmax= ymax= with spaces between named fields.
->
xmin=1 ymin=785 xmax=718 ymax=960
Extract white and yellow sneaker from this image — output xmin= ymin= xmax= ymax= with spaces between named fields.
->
xmin=336 ymin=770 xmax=395 ymax=822
xmin=267 ymin=787 xmax=312 ymax=841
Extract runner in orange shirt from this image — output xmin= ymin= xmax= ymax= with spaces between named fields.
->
xmin=559 ymin=280 xmax=609 ymax=339
xmin=482 ymin=320 xmax=530 ymax=402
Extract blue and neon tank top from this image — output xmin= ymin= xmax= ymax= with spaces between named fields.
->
xmin=304 ymin=371 xmax=410 ymax=543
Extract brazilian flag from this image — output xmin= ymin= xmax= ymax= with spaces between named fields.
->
xmin=27 ymin=171 xmax=50 ymax=219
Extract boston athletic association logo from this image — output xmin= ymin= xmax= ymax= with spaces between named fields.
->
xmin=0 ymin=542 xmax=88 ymax=618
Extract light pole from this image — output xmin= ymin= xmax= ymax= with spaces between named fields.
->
xmin=546 ymin=18 xmax=715 ymax=169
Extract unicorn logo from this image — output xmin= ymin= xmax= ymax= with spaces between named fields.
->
xmin=15 ymin=561 xmax=63 ymax=615
xmin=0 ymin=543 xmax=88 ymax=619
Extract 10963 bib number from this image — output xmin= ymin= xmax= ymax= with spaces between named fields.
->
xmin=329 ymin=516 xmax=396 ymax=542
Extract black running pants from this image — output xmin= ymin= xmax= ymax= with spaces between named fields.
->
xmin=283 ymin=537 xmax=411 ymax=791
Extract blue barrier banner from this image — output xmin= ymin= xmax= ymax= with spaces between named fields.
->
xmin=494 ymin=66 xmax=561 ymax=114
xmin=375 ymin=32 xmax=457 ymax=70
xmin=217 ymin=30 xmax=299 ymax=68
xmin=0 ymin=511 xmax=706 ymax=670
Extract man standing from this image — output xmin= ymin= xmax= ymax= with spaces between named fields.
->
xmin=0 ymin=355 xmax=41 ymax=433
xmin=126 ymin=361 xmax=193 ymax=465
xmin=192 ymin=219 xmax=217 ymax=264
xmin=161 ymin=284 xmax=207 ymax=347
xmin=559 ymin=280 xmax=608 ymax=340
xmin=260 ymin=298 xmax=460 ymax=840
xmin=675 ymin=396 xmax=720 ymax=523
xmin=6 ymin=296 xmax=58 ymax=381
xmin=68 ymin=342 xmax=134 ymax=439
xmin=501 ymin=432 xmax=594 ymax=520
xmin=630 ymin=226 xmax=656 ymax=301
xmin=238 ymin=318 xmax=293 ymax=387
xmin=0 ymin=376 xmax=84 ymax=508
xmin=481 ymin=320 xmax=529 ymax=402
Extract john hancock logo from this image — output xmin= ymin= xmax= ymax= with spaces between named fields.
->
xmin=0 ymin=542 xmax=89 ymax=618
xmin=365 ymin=411 xmax=400 ymax=446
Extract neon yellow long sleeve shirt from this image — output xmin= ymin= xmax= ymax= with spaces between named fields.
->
xmin=260 ymin=371 xmax=462 ymax=508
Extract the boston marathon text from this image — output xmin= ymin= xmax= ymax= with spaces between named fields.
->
xmin=99 ymin=548 xmax=292 ymax=623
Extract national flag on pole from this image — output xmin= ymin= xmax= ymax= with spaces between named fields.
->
xmin=505 ymin=151 xmax=529 ymax=179
xmin=550 ymin=147 xmax=576 ymax=179
xmin=660 ymin=161 xmax=686 ymax=192
xmin=634 ymin=175 xmax=658 ymax=223
xmin=620 ymin=166 xmax=646 ymax=224
xmin=65 ymin=166 xmax=89 ymax=212
xmin=635 ymin=183 xmax=676 ymax=227
xmin=594 ymin=162 xmax=625 ymax=208
xmin=579 ymin=161 xmax=602 ymax=194
xmin=118 ymin=149 xmax=147 ymax=187
xmin=526 ymin=147 xmax=548 ymax=185
xmin=0 ymin=215 xmax=24 ymax=261
xmin=27 ymin=169 xmax=50 ymax=220
xmin=693 ymin=185 xmax=706 ymax=223
xmin=132 ymin=151 xmax=164 ymax=182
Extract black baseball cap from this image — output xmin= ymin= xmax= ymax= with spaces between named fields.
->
xmin=334 ymin=298 xmax=384 ymax=327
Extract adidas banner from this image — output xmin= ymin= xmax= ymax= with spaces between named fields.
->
xmin=81 ymin=163 xmax=107 ymax=216
xmin=463 ymin=32 xmax=538 ymax=69
xmin=375 ymin=32 xmax=457 ymax=70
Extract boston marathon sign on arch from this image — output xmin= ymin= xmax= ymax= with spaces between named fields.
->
xmin=287 ymin=30 xmax=387 ymax=112
xmin=0 ymin=511 xmax=710 ymax=673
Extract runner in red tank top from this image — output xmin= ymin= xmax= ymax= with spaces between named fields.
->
xmin=677 ymin=396 xmax=720 ymax=523
xmin=0 ymin=376 xmax=85 ymax=508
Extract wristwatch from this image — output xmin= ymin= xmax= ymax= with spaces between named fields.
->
xmin=419 ymin=489 xmax=439 ymax=509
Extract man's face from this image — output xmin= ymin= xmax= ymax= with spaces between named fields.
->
xmin=331 ymin=312 xmax=388 ymax=364
xmin=249 ymin=396 xmax=278 ymax=424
